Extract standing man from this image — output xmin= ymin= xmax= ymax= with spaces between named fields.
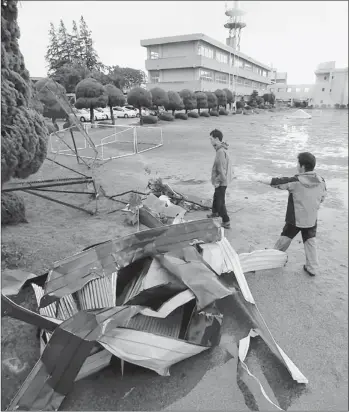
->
xmin=207 ymin=129 xmax=234 ymax=229
xmin=250 ymin=152 xmax=327 ymax=276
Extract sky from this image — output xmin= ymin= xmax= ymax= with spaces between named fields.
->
xmin=18 ymin=1 xmax=348 ymax=84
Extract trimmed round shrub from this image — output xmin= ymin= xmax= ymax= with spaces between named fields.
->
xmin=200 ymin=111 xmax=210 ymax=117
xmin=175 ymin=113 xmax=188 ymax=120
xmin=244 ymin=105 xmax=252 ymax=110
xmin=320 ymin=104 xmax=327 ymax=109
xmin=236 ymin=101 xmax=244 ymax=109
xmin=2 ymin=193 xmax=28 ymax=225
xmin=334 ymin=103 xmax=340 ymax=109
xmin=314 ymin=104 xmax=319 ymax=108
xmin=159 ymin=112 xmax=174 ymax=121
xmin=219 ymin=109 xmax=229 ymax=115
xmin=340 ymin=104 xmax=346 ymax=109
xmin=210 ymin=110 xmax=219 ymax=117
xmin=236 ymin=108 xmax=243 ymax=114
xmin=142 ymin=115 xmax=158 ymax=124
xmin=188 ymin=112 xmax=199 ymax=118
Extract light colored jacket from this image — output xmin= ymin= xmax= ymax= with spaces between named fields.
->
xmin=211 ymin=142 xmax=234 ymax=187
xmin=270 ymin=172 xmax=327 ymax=228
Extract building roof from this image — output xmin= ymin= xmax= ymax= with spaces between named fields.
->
xmin=140 ymin=33 xmax=272 ymax=71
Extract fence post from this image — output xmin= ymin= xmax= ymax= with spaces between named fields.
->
xmin=134 ymin=127 xmax=138 ymax=154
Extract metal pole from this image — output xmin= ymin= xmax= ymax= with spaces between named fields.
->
xmin=2 ymin=179 xmax=92 ymax=192
xmin=23 ymin=190 xmax=95 ymax=215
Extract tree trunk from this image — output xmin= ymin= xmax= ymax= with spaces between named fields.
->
xmin=172 ymin=110 xmax=175 ymax=116
xmin=110 ymin=105 xmax=115 ymax=125
xmin=90 ymin=107 xmax=94 ymax=126
xmin=198 ymin=107 xmax=201 ymax=114
xmin=139 ymin=107 xmax=143 ymax=126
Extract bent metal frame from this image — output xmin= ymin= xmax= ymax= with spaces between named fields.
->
xmin=2 ymin=158 xmax=98 ymax=215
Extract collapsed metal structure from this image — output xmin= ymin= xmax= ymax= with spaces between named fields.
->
xmin=2 ymin=219 xmax=308 ymax=411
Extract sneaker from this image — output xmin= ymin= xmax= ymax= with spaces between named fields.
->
xmin=303 ymin=265 xmax=316 ymax=277
xmin=207 ymin=213 xmax=219 ymax=218
xmin=221 ymin=222 xmax=231 ymax=229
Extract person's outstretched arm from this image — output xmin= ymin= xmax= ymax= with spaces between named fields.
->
xmin=250 ymin=174 xmax=298 ymax=190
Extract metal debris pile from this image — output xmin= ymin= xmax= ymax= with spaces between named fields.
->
xmin=147 ymin=178 xmax=211 ymax=212
xmin=2 ymin=219 xmax=308 ymax=411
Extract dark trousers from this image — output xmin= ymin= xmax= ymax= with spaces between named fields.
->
xmin=212 ymin=186 xmax=229 ymax=223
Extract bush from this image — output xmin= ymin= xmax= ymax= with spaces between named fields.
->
xmin=1 ymin=193 xmax=28 ymax=225
xmin=258 ymin=104 xmax=266 ymax=109
xmin=243 ymin=109 xmax=251 ymax=115
xmin=179 ymin=89 xmax=197 ymax=113
xmin=200 ymin=111 xmax=210 ymax=117
xmin=175 ymin=113 xmax=188 ymax=120
xmin=210 ymin=110 xmax=219 ymax=117
xmin=340 ymin=104 xmax=346 ymax=109
xmin=219 ymin=108 xmax=229 ymax=115
xmin=244 ymin=105 xmax=252 ymax=110
xmin=334 ymin=103 xmax=340 ymax=109
xmin=142 ymin=115 xmax=158 ymax=124
xmin=236 ymin=101 xmax=244 ymax=109
xmin=314 ymin=104 xmax=319 ymax=108
xmin=188 ymin=112 xmax=199 ymax=118
xmin=236 ymin=108 xmax=243 ymax=114
xmin=159 ymin=112 xmax=174 ymax=121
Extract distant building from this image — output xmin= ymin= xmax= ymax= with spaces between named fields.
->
xmin=268 ymin=83 xmax=313 ymax=104
xmin=267 ymin=61 xmax=348 ymax=107
xmin=270 ymin=70 xmax=287 ymax=85
xmin=140 ymin=33 xmax=272 ymax=96
xmin=311 ymin=61 xmax=348 ymax=106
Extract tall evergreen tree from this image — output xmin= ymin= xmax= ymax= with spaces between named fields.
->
xmin=57 ymin=19 xmax=72 ymax=66
xmin=70 ymin=20 xmax=83 ymax=63
xmin=45 ymin=22 xmax=60 ymax=73
xmin=79 ymin=16 xmax=99 ymax=71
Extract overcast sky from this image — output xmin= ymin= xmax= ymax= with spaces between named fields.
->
xmin=18 ymin=1 xmax=348 ymax=84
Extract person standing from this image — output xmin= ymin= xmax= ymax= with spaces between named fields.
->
xmin=207 ymin=129 xmax=234 ymax=229
xmin=250 ymin=152 xmax=327 ymax=276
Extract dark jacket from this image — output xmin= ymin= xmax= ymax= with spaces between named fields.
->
xmin=271 ymin=172 xmax=327 ymax=228
xmin=211 ymin=142 xmax=234 ymax=187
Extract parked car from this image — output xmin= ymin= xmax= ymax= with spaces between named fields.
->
xmin=73 ymin=108 xmax=107 ymax=122
xmin=112 ymin=106 xmax=137 ymax=118
xmin=95 ymin=108 xmax=109 ymax=120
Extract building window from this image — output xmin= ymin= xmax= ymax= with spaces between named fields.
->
xmin=324 ymin=76 xmax=327 ymax=80
xmin=244 ymin=62 xmax=253 ymax=71
xmin=215 ymin=73 xmax=228 ymax=84
xmin=304 ymin=88 xmax=310 ymax=92
xmin=287 ymin=88 xmax=292 ymax=92
xmin=322 ymin=88 xmax=325 ymax=91
xmin=150 ymin=71 xmax=160 ymax=83
xmin=296 ymin=88 xmax=301 ymax=92
xmin=261 ymin=84 xmax=266 ymax=90
xmin=332 ymin=76 xmax=334 ymax=79
xmin=330 ymin=89 xmax=332 ymax=92
xmin=149 ymin=47 xmax=160 ymax=59
xmin=244 ymin=79 xmax=252 ymax=87
xmin=216 ymin=51 xmax=228 ymax=64
xmin=270 ymin=88 xmax=274 ymax=92
xmin=198 ymin=43 xmax=214 ymax=59
xmin=278 ymin=88 xmax=285 ymax=92
xmin=261 ymin=70 xmax=267 ymax=77
xmin=276 ymin=79 xmax=286 ymax=84
xmin=200 ymin=69 xmax=213 ymax=82
xmin=320 ymin=100 xmax=323 ymax=103
xmin=236 ymin=77 xmax=243 ymax=84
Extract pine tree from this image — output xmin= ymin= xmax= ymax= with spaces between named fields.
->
xmin=79 ymin=15 xmax=99 ymax=71
xmin=70 ymin=20 xmax=83 ymax=63
xmin=57 ymin=19 xmax=72 ymax=66
xmin=45 ymin=22 xmax=60 ymax=73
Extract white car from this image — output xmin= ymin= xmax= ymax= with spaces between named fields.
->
xmin=112 ymin=106 xmax=137 ymax=118
xmin=95 ymin=108 xmax=110 ymax=120
xmin=73 ymin=108 xmax=107 ymax=122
